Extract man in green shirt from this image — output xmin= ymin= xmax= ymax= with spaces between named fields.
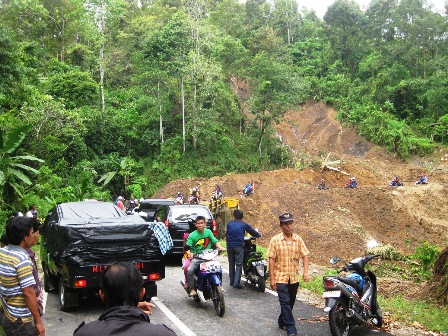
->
xmin=185 ymin=216 xmax=225 ymax=296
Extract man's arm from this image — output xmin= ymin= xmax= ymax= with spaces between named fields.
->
xmin=214 ymin=241 xmax=226 ymax=252
xmin=269 ymin=257 xmax=276 ymax=290
xmin=22 ymin=286 xmax=45 ymax=336
xmin=246 ymin=225 xmax=261 ymax=238
xmin=302 ymin=254 xmax=310 ymax=282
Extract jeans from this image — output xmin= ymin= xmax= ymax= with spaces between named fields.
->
xmin=187 ymin=258 xmax=203 ymax=289
xmin=227 ymin=245 xmax=244 ymax=287
xmin=277 ymin=281 xmax=299 ymax=335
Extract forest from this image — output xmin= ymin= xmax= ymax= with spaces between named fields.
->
xmin=0 ymin=0 xmax=447 ymax=222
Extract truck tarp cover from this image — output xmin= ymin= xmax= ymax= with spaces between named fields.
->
xmin=44 ymin=201 xmax=161 ymax=266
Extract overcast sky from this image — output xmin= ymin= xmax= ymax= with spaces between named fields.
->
xmin=298 ymin=0 xmax=447 ymax=19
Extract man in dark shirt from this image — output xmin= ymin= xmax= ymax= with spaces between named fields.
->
xmin=73 ymin=261 xmax=176 ymax=336
xmin=226 ymin=209 xmax=261 ymax=289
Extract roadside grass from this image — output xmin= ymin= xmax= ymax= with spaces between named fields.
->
xmin=378 ymin=295 xmax=448 ymax=333
xmin=218 ymin=239 xmax=267 ymax=259
xmin=301 ymin=273 xmax=448 ymax=334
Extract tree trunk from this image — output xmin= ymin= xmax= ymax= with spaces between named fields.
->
xmin=158 ymin=79 xmax=164 ymax=144
xmin=182 ymin=77 xmax=186 ymax=154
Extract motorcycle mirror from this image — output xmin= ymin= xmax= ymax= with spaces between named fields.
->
xmin=366 ymin=240 xmax=378 ymax=249
xmin=329 ymin=257 xmax=340 ymax=265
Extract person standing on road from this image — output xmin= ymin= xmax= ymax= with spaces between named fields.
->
xmin=73 ymin=261 xmax=176 ymax=336
xmin=226 ymin=209 xmax=261 ymax=289
xmin=268 ymin=212 xmax=310 ymax=336
xmin=0 ymin=216 xmax=45 ymax=336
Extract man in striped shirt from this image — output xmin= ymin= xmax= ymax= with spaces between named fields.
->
xmin=268 ymin=212 xmax=310 ymax=336
xmin=0 ymin=216 xmax=45 ymax=336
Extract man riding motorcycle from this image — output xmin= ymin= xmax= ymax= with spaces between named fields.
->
xmin=184 ymin=216 xmax=225 ymax=296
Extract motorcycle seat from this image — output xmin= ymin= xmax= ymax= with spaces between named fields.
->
xmin=247 ymin=251 xmax=263 ymax=259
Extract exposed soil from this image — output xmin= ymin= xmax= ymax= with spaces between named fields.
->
xmin=154 ymin=100 xmax=448 ymax=334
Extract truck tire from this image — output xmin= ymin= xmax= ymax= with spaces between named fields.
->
xmin=59 ymin=278 xmax=79 ymax=311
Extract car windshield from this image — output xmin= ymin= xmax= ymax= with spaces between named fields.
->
xmin=171 ymin=207 xmax=211 ymax=221
xmin=139 ymin=203 xmax=161 ymax=210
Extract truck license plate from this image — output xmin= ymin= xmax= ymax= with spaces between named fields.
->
xmin=322 ymin=291 xmax=341 ymax=298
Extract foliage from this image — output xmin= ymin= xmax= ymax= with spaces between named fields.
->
xmin=409 ymin=241 xmax=441 ymax=280
xmin=366 ymin=243 xmax=401 ymax=261
xmin=0 ymin=0 xmax=447 ymax=221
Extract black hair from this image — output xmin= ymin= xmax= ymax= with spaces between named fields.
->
xmin=101 ymin=261 xmax=143 ymax=308
xmin=6 ymin=216 xmax=36 ymax=245
xmin=195 ymin=215 xmax=206 ymax=223
xmin=233 ymin=209 xmax=243 ymax=220
xmin=1 ymin=233 xmax=9 ymax=246
xmin=29 ymin=205 xmax=36 ymax=211
xmin=187 ymin=217 xmax=197 ymax=233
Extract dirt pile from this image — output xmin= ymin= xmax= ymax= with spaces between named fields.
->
xmin=154 ymin=101 xmax=448 ymax=265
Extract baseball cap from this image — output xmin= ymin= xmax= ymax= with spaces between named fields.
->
xmin=279 ymin=212 xmax=294 ymax=223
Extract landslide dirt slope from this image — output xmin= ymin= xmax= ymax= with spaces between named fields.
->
xmin=153 ymin=101 xmax=448 ymax=265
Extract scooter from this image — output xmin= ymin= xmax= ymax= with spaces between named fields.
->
xmin=322 ymin=241 xmax=382 ymax=336
xmin=243 ymin=235 xmax=267 ymax=292
xmin=180 ymin=249 xmax=225 ymax=316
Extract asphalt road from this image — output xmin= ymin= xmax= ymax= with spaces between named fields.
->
xmin=42 ymin=261 xmax=393 ymax=336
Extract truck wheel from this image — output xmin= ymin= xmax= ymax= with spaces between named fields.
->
xmin=59 ymin=278 xmax=79 ymax=311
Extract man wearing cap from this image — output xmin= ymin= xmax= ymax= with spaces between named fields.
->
xmin=267 ymin=212 xmax=310 ymax=336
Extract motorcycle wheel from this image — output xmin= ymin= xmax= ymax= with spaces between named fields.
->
xmin=211 ymin=284 xmax=225 ymax=316
xmin=257 ymin=276 xmax=265 ymax=292
xmin=329 ymin=302 xmax=351 ymax=336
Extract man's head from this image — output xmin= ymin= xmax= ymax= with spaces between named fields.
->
xmin=100 ymin=261 xmax=144 ymax=308
xmin=195 ymin=215 xmax=206 ymax=233
xmin=6 ymin=216 xmax=37 ymax=247
xmin=279 ymin=212 xmax=294 ymax=235
xmin=233 ymin=209 xmax=243 ymax=220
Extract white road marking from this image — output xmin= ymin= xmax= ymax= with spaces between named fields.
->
xmin=152 ymin=296 xmax=197 ymax=336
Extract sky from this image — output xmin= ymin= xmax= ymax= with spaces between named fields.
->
xmin=297 ymin=0 xmax=447 ymax=19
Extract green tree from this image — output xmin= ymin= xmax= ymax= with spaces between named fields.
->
xmin=0 ymin=125 xmax=44 ymax=203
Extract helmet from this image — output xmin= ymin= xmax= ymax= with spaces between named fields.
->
xmin=187 ymin=216 xmax=197 ymax=232
xmin=177 ymin=191 xmax=181 ymax=195
xmin=347 ymin=273 xmax=365 ymax=290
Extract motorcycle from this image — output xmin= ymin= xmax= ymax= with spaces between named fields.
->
xmin=243 ymin=235 xmax=267 ymax=292
xmin=180 ymin=249 xmax=225 ymax=316
xmin=189 ymin=194 xmax=200 ymax=204
xmin=322 ymin=242 xmax=382 ymax=336
xmin=174 ymin=196 xmax=184 ymax=204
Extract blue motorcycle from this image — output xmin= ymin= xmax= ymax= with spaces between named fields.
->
xmin=181 ymin=249 xmax=225 ymax=316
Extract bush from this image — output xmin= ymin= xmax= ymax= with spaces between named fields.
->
xmin=410 ymin=241 xmax=441 ymax=280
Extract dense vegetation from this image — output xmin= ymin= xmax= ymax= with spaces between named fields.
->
xmin=1 ymin=0 xmax=447 ymax=222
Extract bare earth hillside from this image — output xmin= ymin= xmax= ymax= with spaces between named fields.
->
xmin=154 ymin=101 xmax=448 ymax=333
xmin=155 ymin=101 xmax=447 ymax=264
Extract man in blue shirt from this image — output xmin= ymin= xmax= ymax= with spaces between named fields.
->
xmin=226 ymin=209 xmax=261 ymax=289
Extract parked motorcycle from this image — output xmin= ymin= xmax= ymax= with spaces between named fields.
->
xmin=243 ymin=235 xmax=267 ymax=292
xmin=322 ymin=242 xmax=382 ymax=336
xmin=180 ymin=249 xmax=225 ymax=316
xmin=189 ymin=194 xmax=200 ymax=204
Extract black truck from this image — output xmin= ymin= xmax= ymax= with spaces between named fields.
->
xmin=41 ymin=201 xmax=166 ymax=311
